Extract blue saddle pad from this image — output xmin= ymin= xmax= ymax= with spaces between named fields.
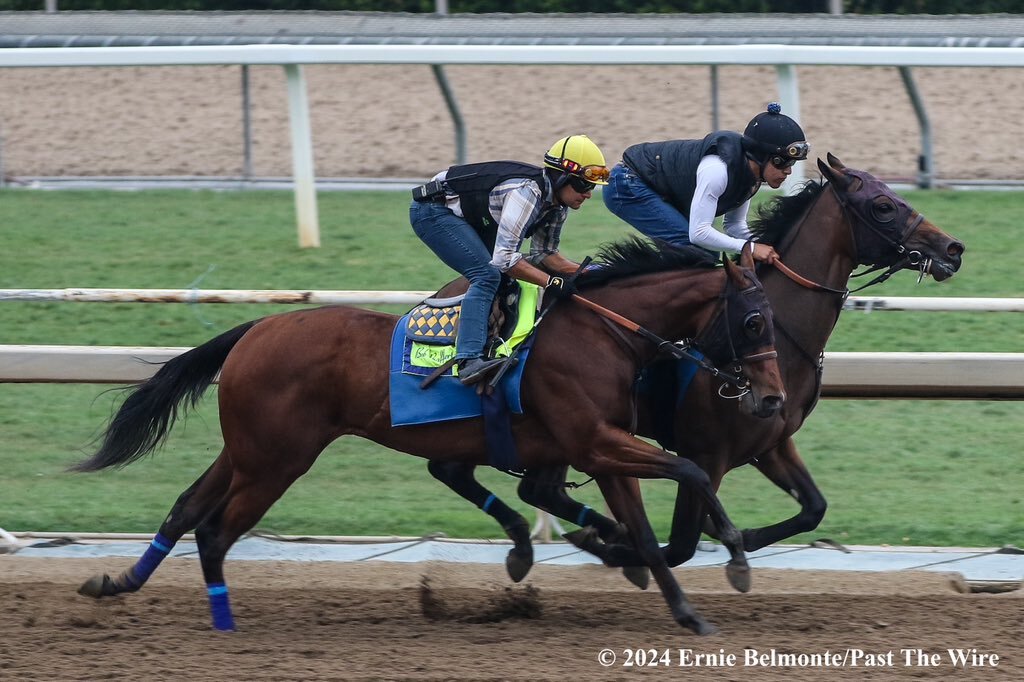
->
xmin=636 ymin=353 xmax=703 ymax=452
xmin=388 ymin=314 xmax=531 ymax=427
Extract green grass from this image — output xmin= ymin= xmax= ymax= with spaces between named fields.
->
xmin=0 ymin=188 xmax=1021 ymax=547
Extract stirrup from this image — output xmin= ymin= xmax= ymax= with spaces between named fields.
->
xmin=458 ymin=357 xmax=505 ymax=385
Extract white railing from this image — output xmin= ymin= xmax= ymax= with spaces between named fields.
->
xmin=3 ymin=288 xmax=1023 ymax=312
xmin=3 ymin=44 xmax=1021 ymax=245
xmin=2 ymin=345 xmax=1020 ymax=399
xmin=1 ymin=289 xmax=1022 ymax=398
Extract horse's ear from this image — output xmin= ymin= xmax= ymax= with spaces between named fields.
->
xmin=817 ymin=157 xmax=851 ymax=190
xmin=723 ymin=252 xmax=746 ymax=287
xmin=739 ymin=241 xmax=756 ymax=270
xmin=827 ymin=152 xmax=847 ymax=170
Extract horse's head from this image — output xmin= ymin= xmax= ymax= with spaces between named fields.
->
xmin=695 ymin=245 xmax=785 ymax=419
xmin=817 ymin=153 xmax=964 ymax=281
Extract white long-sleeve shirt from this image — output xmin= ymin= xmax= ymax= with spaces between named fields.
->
xmin=687 ymin=155 xmax=757 ymax=253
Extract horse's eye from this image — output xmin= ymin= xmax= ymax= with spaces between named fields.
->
xmin=872 ymin=199 xmax=897 ymax=222
xmin=743 ymin=313 xmax=765 ymax=338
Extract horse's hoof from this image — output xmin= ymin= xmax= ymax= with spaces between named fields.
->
xmin=691 ymin=618 xmax=719 ymax=636
xmin=677 ymin=611 xmax=718 ymax=636
xmin=563 ymin=527 xmax=600 ymax=553
xmin=505 ymin=548 xmax=533 ymax=583
xmin=725 ymin=560 xmax=752 ymax=593
xmin=78 ymin=574 xmax=111 ymax=598
xmin=621 ymin=566 xmax=650 ymax=590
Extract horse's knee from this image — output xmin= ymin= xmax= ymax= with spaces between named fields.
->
xmin=663 ymin=543 xmax=698 ymax=567
xmin=675 ymin=459 xmax=712 ymax=490
xmin=800 ymin=496 xmax=828 ymax=531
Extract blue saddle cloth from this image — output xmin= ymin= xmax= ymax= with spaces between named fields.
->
xmin=636 ymin=352 xmax=703 ymax=452
xmin=388 ymin=315 xmax=531 ymax=427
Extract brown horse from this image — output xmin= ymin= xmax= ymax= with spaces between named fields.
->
xmin=430 ymin=154 xmax=964 ymax=576
xmin=73 ymin=239 xmax=784 ymax=636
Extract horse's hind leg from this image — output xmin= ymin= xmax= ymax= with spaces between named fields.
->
xmin=193 ymin=463 xmax=310 ymax=631
xmin=427 ymin=461 xmax=533 ymax=582
xmin=79 ymin=454 xmax=233 ymax=599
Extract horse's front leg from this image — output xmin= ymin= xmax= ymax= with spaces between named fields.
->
xmin=744 ymin=438 xmax=827 ymax=551
xmin=667 ymin=460 xmax=751 ymax=594
xmin=576 ymin=425 xmax=752 ymax=634
xmin=519 ymin=466 xmax=650 ymax=589
xmin=595 ymin=475 xmax=715 ymax=636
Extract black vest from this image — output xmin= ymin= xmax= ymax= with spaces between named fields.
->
xmin=621 ymin=132 xmax=757 ymax=219
xmin=443 ymin=161 xmax=550 ymax=251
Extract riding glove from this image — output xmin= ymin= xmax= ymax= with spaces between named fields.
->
xmin=544 ymin=275 xmax=578 ymax=301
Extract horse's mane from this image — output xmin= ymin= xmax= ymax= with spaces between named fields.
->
xmin=748 ymin=179 xmax=826 ymax=245
xmin=577 ymin=236 xmax=716 ymax=289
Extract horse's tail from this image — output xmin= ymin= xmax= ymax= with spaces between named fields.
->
xmin=70 ymin=320 xmax=259 ymax=473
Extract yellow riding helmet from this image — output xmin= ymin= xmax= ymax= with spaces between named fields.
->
xmin=543 ymin=134 xmax=610 ymax=186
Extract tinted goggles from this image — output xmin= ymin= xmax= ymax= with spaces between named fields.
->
xmin=566 ymin=164 xmax=610 ymax=193
xmin=568 ymin=175 xmax=597 ymax=193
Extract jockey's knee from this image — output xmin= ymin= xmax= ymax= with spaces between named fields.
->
xmin=467 ymin=264 xmax=501 ymax=293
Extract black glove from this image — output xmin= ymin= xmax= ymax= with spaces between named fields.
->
xmin=544 ymin=275 xmax=578 ymax=301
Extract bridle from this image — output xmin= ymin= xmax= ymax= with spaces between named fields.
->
xmin=687 ymin=272 xmax=777 ymax=399
xmin=771 ymin=173 xmax=930 ymax=298
xmin=760 ymin=170 xmax=932 ymax=414
xmin=572 ymin=263 xmax=776 ymax=400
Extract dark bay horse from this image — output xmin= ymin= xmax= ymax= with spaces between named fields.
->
xmin=73 ymin=240 xmax=784 ymax=636
xmin=431 ymin=154 xmax=965 ymax=578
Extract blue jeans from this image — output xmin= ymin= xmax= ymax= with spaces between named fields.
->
xmin=410 ymin=200 xmax=500 ymax=360
xmin=603 ymin=162 xmax=694 ymax=248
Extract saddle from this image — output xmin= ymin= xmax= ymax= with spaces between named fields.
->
xmin=407 ymin=276 xmax=523 ymax=356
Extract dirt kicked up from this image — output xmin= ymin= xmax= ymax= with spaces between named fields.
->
xmin=1 ymin=557 xmax=1019 ymax=680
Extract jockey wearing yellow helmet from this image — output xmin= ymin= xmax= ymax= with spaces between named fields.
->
xmin=410 ymin=134 xmax=609 ymax=385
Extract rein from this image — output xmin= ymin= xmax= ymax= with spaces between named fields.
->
xmin=771 ymin=257 xmax=848 ymax=298
xmin=569 ymin=291 xmax=758 ymax=392
xmin=767 ymin=181 xmax=930 ymax=298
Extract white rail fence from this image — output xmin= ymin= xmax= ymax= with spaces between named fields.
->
xmin=1 ymin=289 xmax=1022 ymax=399
xmin=3 ymin=44 xmax=1022 ymax=246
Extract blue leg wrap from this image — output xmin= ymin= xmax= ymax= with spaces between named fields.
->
xmin=481 ymin=493 xmax=496 ymax=514
xmin=207 ymin=582 xmax=236 ymax=631
xmin=576 ymin=505 xmax=593 ymax=528
xmin=129 ymin=532 xmax=175 ymax=586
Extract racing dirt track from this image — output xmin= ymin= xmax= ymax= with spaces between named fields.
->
xmin=2 ymin=557 xmax=1019 ymax=680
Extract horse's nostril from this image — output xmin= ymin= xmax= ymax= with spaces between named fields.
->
xmin=764 ymin=395 xmax=785 ymax=411
xmin=948 ymin=241 xmax=965 ymax=257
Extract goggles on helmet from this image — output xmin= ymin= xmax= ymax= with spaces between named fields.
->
xmin=548 ymin=156 xmax=610 ymax=179
xmin=566 ymin=165 xmax=610 ymax=192
xmin=769 ymin=141 xmax=810 ymax=169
